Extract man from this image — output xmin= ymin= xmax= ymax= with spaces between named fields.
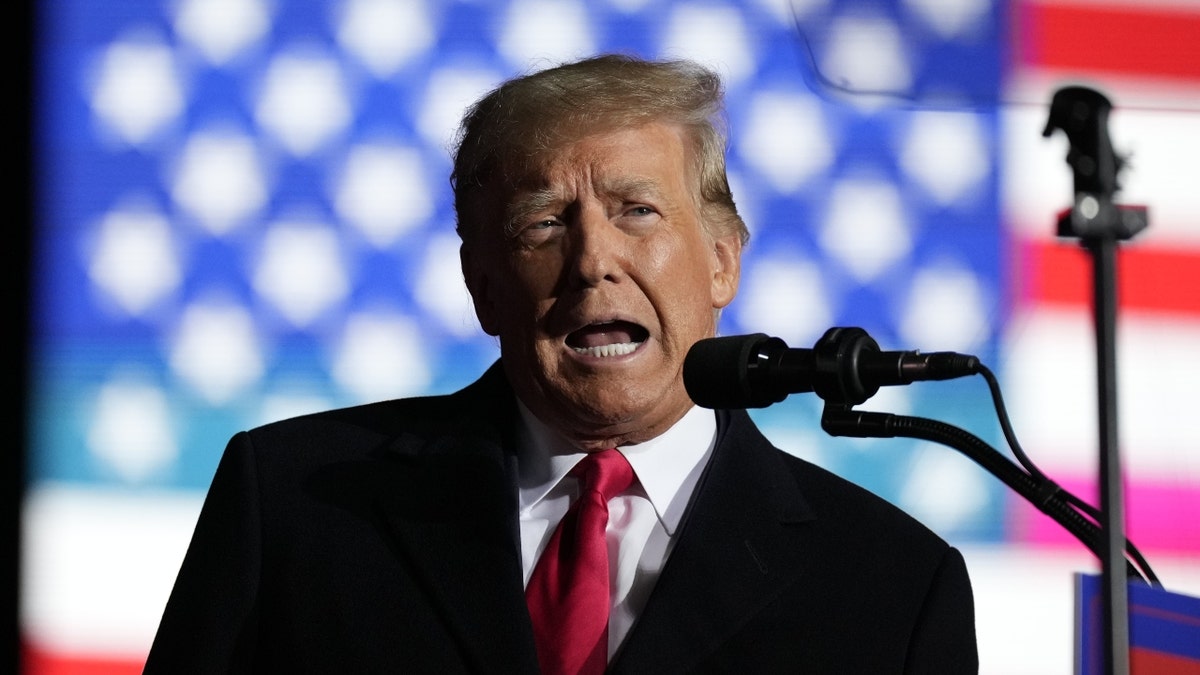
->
xmin=144 ymin=55 xmax=977 ymax=673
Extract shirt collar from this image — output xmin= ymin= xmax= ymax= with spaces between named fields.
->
xmin=515 ymin=401 xmax=717 ymax=535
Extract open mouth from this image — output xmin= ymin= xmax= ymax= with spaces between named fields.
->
xmin=566 ymin=320 xmax=649 ymax=358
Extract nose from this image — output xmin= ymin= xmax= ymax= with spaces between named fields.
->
xmin=566 ymin=202 xmax=624 ymax=288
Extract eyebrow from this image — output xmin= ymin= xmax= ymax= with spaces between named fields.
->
xmin=503 ymin=187 xmax=562 ymax=238
xmin=502 ymin=176 xmax=669 ymax=238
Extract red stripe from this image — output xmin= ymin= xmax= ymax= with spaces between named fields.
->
xmin=1131 ymin=648 xmax=1200 ymax=674
xmin=1010 ymin=477 xmax=1200 ymax=555
xmin=1015 ymin=238 xmax=1200 ymax=316
xmin=22 ymin=644 xmax=144 ymax=675
xmin=1016 ymin=1 xmax=1200 ymax=84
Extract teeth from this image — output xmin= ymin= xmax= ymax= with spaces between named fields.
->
xmin=572 ymin=341 xmax=641 ymax=358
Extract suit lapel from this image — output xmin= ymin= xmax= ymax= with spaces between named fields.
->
xmin=611 ymin=409 xmax=816 ymax=673
xmin=370 ymin=366 xmax=540 ymax=673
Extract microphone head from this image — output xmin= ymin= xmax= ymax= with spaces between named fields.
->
xmin=684 ymin=333 xmax=785 ymax=409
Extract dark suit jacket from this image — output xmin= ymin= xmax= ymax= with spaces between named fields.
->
xmin=144 ymin=363 xmax=977 ymax=674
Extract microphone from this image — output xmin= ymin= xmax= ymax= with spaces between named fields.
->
xmin=684 ymin=327 xmax=980 ymax=409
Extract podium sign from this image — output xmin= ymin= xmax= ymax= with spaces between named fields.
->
xmin=1076 ymin=573 xmax=1200 ymax=674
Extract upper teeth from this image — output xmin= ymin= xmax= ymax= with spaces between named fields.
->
xmin=573 ymin=342 xmax=641 ymax=358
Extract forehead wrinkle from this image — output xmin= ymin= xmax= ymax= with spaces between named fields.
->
xmin=597 ymin=175 xmax=665 ymax=204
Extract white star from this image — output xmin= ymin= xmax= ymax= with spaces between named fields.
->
xmin=173 ymin=0 xmax=271 ymax=65
xmin=734 ymin=256 xmax=833 ymax=348
xmin=898 ymin=263 xmax=991 ymax=353
xmin=87 ymin=206 xmax=181 ymax=316
xmin=170 ymin=129 xmax=269 ymax=235
xmin=252 ymin=220 xmax=350 ymax=327
xmin=900 ymin=447 xmax=991 ymax=532
xmin=86 ymin=375 xmax=177 ymax=483
xmin=337 ymin=0 xmax=436 ymax=77
xmin=659 ymin=3 xmax=756 ymax=86
xmin=332 ymin=311 xmax=432 ymax=403
xmin=415 ymin=233 xmax=480 ymax=339
xmin=497 ymin=0 xmax=596 ymax=70
xmin=739 ymin=90 xmax=834 ymax=193
xmin=820 ymin=14 xmax=911 ymax=105
xmin=903 ymin=0 xmax=992 ymax=40
xmin=257 ymin=386 xmax=334 ymax=427
xmin=900 ymin=111 xmax=990 ymax=206
xmin=820 ymin=177 xmax=911 ymax=283
xmin=333 ymin=143 xmax=433 ymax=246
xmin=88 ymin=37 xmax=184 ymax=145
xmin=255 ymin=50 xmax=353 ymax=156
xmin=416 ymin=65 xmax=503 ymax=153
xmin=169 ymin=300 xmax=264 ymax=404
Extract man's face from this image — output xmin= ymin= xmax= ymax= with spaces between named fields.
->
xmin=462 ymin=122 xmax=741 ymax=450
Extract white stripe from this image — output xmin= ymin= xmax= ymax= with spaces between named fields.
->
xmin=1003 ymin=104 xmax=1200 ymax=244
xmin=961 ymin=543 xmax=1200 ymax=675
xmin=21 ymin=484 xmax=204 ymax=656
xmin=1003 ymin=307 xmax=1200 ymax=480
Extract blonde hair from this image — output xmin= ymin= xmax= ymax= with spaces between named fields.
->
xmin=451 ymin=54 xmax=748 ymax=246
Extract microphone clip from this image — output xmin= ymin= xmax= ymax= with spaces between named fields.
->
xmin=809 ymin=327 xmax=886 ymax=407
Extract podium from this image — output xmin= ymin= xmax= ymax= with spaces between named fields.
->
xmin=1076 ymin=574 xmax=1200 ymax=674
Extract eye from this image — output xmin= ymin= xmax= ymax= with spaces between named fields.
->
xmin=514 ymin=217 xmax=565 ymax=247
xmin=618 ymin=204 xmax=661 ymax=232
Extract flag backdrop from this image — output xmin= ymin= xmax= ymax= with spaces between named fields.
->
xmin=24 ymin=1 xmax=1200 ymax=673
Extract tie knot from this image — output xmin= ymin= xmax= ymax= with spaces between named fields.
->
xmin=571 ymin=448 xmax=634 ymax=502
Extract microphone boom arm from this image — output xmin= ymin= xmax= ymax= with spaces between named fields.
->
xmin=821 ymin=403 xmax=1154 ymax=584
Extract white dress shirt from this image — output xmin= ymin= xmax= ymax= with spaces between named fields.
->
xmin=516 ymin=402 xmax=717 ymax=658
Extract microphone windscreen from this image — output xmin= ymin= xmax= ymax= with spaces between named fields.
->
xmin=683 ymin=334 xmax=771 ymax=409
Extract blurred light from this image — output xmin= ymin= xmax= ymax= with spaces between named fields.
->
xmin=900 ymin=446 xmax=992 ymax=532
xmin=89 ymin=37 xmax=185 ymax=145
xmin=1119 ymin=318 xmax=1200 ymax=471
xmin=498 ymin=0 xmax=596 ymax=69
xmin=255 ymin=50 xmax=353 ymax=156
xmin=170 ymin=130 xmax=269 ymax=235
xmin=416 ymin=65 xmax=502 ymax=152
xmin=252 ymin=220 xmax=349 ymax=327
xmin=332 ymin=311 xmax=432 ymax=402
xmin=22 ymin=487 xmax=202 ymax=655
xmin=739 ymin=90 xmax=834 ymax=193
xmin=415 ymin=233 xmax=479 ymax=339
xmin=900 ymin=110 xmax=990 ymax=206
xmin=660 ymin=3 xmax=756 ymax=85
xmin=333 ymin=143 xmax=433 ymax=246
xmin=173 ymin=0 xmax=272 ymax=65
xmin=734 ymin=256 xmax=833 ymax=348
xmin=781 ymin=0 xmax=828 ymax=22
xmin=169 ymin=300 xmax=265 ymax=403
xmin=257 ymin=386 xmax=335 ymax=426
xmin=820 ymin=177 xmax=911 ymax=283
xmin=898 ymin=263 xmax=990 ymax=352
xmin=87 ymin=376 xmax=178 ymax=483
xmin=607 ymin=0 xmax=654 ymax=14
xmin=337 ymin=0 xmax=435 ymax=77
xmin=819 ymin=14 xmax=911 ymax=101
xmin=87 ymin=207 xmax=182 ymax=316
xmin=1006 ymin=309 xmax=1200 ymax=479
xmin=903 ymin=0 xmax=992 ymax=40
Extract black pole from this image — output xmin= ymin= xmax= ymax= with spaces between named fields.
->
xmin=1089 ymin=235 xmax=1129 ymax=675
xmin=1043 ymin=86 xmax=1148 ymax=675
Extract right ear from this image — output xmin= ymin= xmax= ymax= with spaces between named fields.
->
xmin=461 ymin=244 xmax=500 ymax=336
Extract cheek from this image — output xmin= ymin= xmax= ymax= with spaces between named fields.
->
xmin=500 ymin=254 xmax=565 ymax=323
xmin=645 ymin=242 xmax=718 ymax=325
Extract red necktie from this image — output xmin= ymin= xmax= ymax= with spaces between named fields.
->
xmin=526 ymin=449 xmax=635 ymax=675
